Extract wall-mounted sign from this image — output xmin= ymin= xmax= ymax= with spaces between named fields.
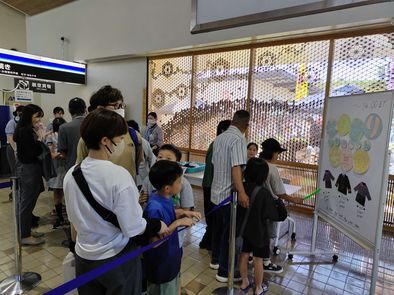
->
xmin=0 ymin=48 xmax=86 ymax=84
xmin=14 ymin=78 xmax=55 ymax=94
xmin=14 ymin=89 xmax=33 ymax=103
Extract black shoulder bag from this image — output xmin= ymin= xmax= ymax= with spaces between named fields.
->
xmin=72 ymin=164 xmax=120 ymax=229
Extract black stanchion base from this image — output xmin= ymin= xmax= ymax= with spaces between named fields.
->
xmin=0 ymin=272 xmax=41 ymax=295
xmin=212 ymin=286 xmax=241 ymax=295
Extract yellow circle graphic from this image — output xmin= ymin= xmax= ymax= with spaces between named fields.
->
xmin=353 ymin=149 xmax=369 ymax=174
xmin=337 ymin=114 xmax=351 ymax=136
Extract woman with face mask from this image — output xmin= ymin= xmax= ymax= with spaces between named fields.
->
xmin=63 ymin=109 xmax=169 ymax=295
xmin=144 ymin=112 xmax=163 ymax=155
xmin=13 ymin=104 xmax=46 ymax=246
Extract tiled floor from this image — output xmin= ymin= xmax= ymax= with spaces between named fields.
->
xmin=0 ymin=181 xmax=394 ymax=294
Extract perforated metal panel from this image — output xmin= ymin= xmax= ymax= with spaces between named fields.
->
xmin=249 ymin=41 xmax=330 ymax=163
xmin=148 ymin=57 xmax=192 ymax=148
xmin=147 ymin=32 xmax=394 ymax=164
xmin=330 ymin=33 xmax=394 ymax=96
xmin=190 ymin=50 xmax=250 ymax=150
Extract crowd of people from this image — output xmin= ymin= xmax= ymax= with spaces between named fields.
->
xmin=4 ymin=85 xmax=304 ymax=294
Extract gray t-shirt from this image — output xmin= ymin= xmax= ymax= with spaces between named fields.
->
xmin=264 ymin=162 xmax=286 ymax=199
xmin=142 ymin=176 xmax=194 ymax=209
xmin=137 ymin=137 xmax=156 ymax=186
xmin=58 ymin=116 xmax=85 ymax=170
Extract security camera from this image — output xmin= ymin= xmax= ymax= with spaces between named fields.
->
xmin=61 ymin=37 xmax=65 ymax=41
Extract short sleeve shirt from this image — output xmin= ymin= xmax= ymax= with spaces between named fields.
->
xmin=5 ymin=119 xmax=17 ymax=141
xmin=58 ymin=116 xmax=84 ymax=170
xmin=63 ymin=157 xmax=146 ymax=260
xmin=211 ymin=126 xmax=247 ymax=205
xmin=144 ymin=193 xmax=182 ymax=284
xmin=264 ymin=162 xmax=286 ymax=198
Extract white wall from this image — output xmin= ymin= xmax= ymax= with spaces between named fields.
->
xmin=37 ymin=58 xmax=147 ymax=125
xmin=0 ymin=2 xmax=26 ymax=51
xmin=26 ymin=0 xmax=394 ymax=61
xmin=0 ymin=2 xmax=27 ymax=104
xmin=82 ymin=58 xmax=147 ymax=123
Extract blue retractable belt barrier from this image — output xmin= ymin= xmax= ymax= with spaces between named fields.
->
xmin=0 ymin=182 xmax=12 ymax=189
xmin=45 ymin=195 xmax=233 ymax=295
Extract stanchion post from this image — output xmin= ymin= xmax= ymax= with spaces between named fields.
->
xmin=0 ymin=177 xmax=41 ymax=295
xmin=227 ymin=192 xmax=237 ymax=295
xmin=12 ymin=177 xmax=22 ymax=281
xmin=213 ymin=192 xmax=239 ymax=295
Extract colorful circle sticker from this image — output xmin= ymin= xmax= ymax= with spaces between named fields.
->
xmin=326 ymin=119 xmax=337 ymax=138
xmin=353 ymin=149 xmax=369 ymax=174
xmin=337 ymin=114 xmax=351 ymax=136
xmin=340 ymin=148 xmax=353 ymax=172
xmin=365 ymin=113 xmax=383 ymax=140
xmin=350 ymin=118 xmax=365 ymax=144
xmin=363 ymin=140 xmax=371 ymax=151
xmin=329 ymin=146 xmax=341 ymax=168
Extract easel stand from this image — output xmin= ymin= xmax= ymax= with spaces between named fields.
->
xmin=287 ymin=206 xmax=384 ymax=295
xmin=0 ymin=178 xmax=41 ymax=294
xmin=287 ymin=212 xmax=338 ymax=261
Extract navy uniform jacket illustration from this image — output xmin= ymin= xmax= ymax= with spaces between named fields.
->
xmin=323 ymin=170 xmax=335 ymax=188
xmin=354 ymin=182 xmax=371 ymax=207
xmin=335 ymin=174 xmax=351 ymax=195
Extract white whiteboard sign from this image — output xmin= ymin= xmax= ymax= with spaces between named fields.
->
xmin=316 ymin=92 xmax=394 ymax=249
xmin=191 ymin=0 xmax=389 ymax=33
xmin=14 ymin=89 xmax=33 ymax=103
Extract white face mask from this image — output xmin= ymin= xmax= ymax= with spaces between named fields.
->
xmin=147 ymin=118 xmax=156 ymax=127
xmin=114 ymin=109 xmax=125 ymax=118
xmin=105 ymin=139 xmax=125 ymax=159
xmin=15 ymin=116 xmax=20 ymax=122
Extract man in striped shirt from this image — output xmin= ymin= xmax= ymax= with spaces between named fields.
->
xmin=210 ymin=110 xmax=250 ymax=283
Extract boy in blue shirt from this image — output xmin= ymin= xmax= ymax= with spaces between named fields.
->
xmin=144 ymin=160 xmax=201 ymax=294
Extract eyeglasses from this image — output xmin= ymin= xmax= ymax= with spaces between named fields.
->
xmin=107 ymin=102 xmax=126 ymax=110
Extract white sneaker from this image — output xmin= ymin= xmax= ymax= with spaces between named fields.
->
xmin=209 ymin=263 xmax=219 ymax=270
xmin=215 ymin=273 xmax=242 ymax=283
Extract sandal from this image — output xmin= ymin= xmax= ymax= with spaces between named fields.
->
xmin=240 ymin=283 xmax=252 ymax=293
xmin=255 ymin=283 xmax=269 ymax=295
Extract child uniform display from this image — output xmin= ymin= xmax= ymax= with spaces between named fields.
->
xmin=335 ymin=173 xmax=351 ymax=195
xmin=323 ymin=170 xmax=335 ymax=188
xmin=354 ymin=182 xmax=372 ymax=206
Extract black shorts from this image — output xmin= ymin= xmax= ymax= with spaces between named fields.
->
xmin=241 ymin=239 xmax=268 ymax=258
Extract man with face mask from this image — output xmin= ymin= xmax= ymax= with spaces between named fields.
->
xmin=76 ymin=85 xmax=144 ymax=182
xmin=58 ymin=98 xmax=87 ymax=172
xmin=5 ymin=105 xmax=24 ymax=199
xmin=144 ymin=112 xmax=163 ymax=156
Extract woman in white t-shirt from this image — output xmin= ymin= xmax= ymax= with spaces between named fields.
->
xmin=64 ymin=109 xmax=168 ymax=295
